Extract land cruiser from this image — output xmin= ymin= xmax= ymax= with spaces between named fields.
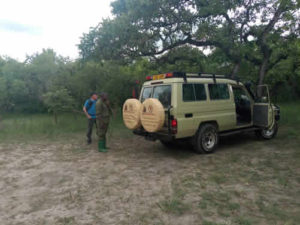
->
xmin=129 ymin=72 xmax=280 ymax=153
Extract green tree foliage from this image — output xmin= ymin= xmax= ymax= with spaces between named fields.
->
xmin=0 ymin=57 xmax=29 ymax=111
xmin=79 ymin=0 xmax=299 ymax=83
xmin=266 ymin=38 xmax=300 ymax=101
xmin=42 ymin=88 xmax=75 ymax=124
xmin=0 ymin=50 xmax=155 ymax=114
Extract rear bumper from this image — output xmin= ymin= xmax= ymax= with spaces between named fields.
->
xmin=133 ymin=128 xmax=174 ymax=142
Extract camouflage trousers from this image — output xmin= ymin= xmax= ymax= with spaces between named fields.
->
xmin=96 ymin=118 xmax=109 ymax=141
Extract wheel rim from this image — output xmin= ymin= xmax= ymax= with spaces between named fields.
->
xmin=202 ymin=130 xmax=216 ymax=150
xmin=262 ymin=126 xmax=275 ymax=137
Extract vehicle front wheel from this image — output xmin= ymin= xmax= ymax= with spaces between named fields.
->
xmin=194 ymin=123 xmax=219 ymax=154
xmin=255 ymin=122 xmax=278 ymax=140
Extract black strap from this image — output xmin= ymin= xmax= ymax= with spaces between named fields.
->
xmin=86 ymin=99 xmax=94 ymax=111
xmin=183 ymin=72 xmax=187 ymax=83
xmin=212 ymin=74 xmax=216 ymax=84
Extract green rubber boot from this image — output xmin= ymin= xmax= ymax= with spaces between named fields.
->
xmin=98 ymin=140 xmax=107 ymax=152
xmin=104 ymin=138 xmax=109 ymax=150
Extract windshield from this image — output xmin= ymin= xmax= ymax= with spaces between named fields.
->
xmin=141 ymin=85 xmax=171 ymax=108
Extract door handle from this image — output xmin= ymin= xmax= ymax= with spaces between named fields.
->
xmin=185 ymin=113 xmax=193 ymax=118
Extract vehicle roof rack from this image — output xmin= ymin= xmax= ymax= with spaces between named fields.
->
xmin=172 ymin=72 xmax=241 ymax=84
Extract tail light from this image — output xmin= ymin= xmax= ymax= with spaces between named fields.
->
xmin=165 ymin=72 xmax=173 ymax=78
xmin=171 ymin=119 xmax=177 ymax=134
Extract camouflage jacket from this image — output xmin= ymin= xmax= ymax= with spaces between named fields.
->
xmin=96 ymin=99 xmax=112 ymax=121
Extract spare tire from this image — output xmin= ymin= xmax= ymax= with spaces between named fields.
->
xmin=140 ymin=98 xmax=165 ymax=133
xmin=122 ymin=99 xmax=142 ymax=130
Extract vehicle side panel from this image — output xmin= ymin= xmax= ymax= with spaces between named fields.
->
xmin=175 ymin=83 xmax=236 ymax=139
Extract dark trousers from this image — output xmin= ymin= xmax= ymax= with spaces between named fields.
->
xmin=86 ymin=118 xmax=96 ymax=142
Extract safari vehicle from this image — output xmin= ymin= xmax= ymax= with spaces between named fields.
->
xmin=128 ymin=72 xmax=280 ymax=153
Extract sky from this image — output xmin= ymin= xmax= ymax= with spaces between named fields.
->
xmin=0 ymin=0 xmax=113 ymax=61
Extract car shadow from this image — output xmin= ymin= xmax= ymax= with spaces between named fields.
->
xmin=155 ymin=132 xmax=259 ymax=158
xmin=217 ymin=132 xmax=258 ymax=152
xmin=156 ymin=140 xmax=195 ymax=159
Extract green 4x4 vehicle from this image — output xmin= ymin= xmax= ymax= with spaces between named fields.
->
xmin=132 ymin=72 xmax=280 ymax=153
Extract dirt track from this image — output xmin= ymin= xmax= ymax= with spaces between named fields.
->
xmin=0 ymin=133 xmax=299 ymax=225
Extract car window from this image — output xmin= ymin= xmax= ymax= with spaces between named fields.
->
xmin=232 ymin=87 xmax=251 ymax=104
xmin=141 ymin=87 xmax=152 ymax=102
xmin=208 ymin=84 xmax=230 ymax=100
xmin=183 ymin=84 xmax=195 ymax=101
xmin=153 ymin=85 xmax=171 ymax=108
xmin=194 ymin=84 xmax=206 ymax=101
xmin=183 ymin=83 xmax=206 ymax=101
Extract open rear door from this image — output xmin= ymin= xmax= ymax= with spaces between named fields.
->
xmin=253 ymin=85 xmax=271 ymax=128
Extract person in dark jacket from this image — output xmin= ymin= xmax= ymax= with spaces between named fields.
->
xmin=83 ymin=92 xmax=98 ymax=144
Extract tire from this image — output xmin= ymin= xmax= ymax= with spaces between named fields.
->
xmin=122 ymin=99 xmax=142 ymax=130
xmin=140 ymin=98 xmax=165 ymax=132
xmin=255 ymin=122 xmax=278 ymax=140
xmin=193 ymin=123 xmax=219 ymax=154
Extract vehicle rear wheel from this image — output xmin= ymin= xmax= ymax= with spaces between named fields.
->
xmin=255 ymin=122 xmax=278 ymax=140
xmin=194 ymin=123 xmax=219 ymax=154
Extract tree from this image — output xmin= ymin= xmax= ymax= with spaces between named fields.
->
xmin=79 ymin=0 xmax=299 ymax=83
xmin=0 ymin=57 xmax=28 ymax=112
xmin=242 ymin=0 xmax=300 ymax=85
xmin=43 ymin=88 xmax=75 ymax=124
xmin=265 ymin=38 xmax=300 ymax=101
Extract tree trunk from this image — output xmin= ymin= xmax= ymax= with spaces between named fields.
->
xmin=258 ymin=57 xmax=268 ymax=85
xmin=257 ymin=57 xmax=269 ymax=97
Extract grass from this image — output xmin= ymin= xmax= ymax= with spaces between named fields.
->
xmin=56 ymin=217 xmax=75 ymax=225
xmin=0 ymin=111 xmax=131 ymax=141
xmin=158 ymin=198 xmax=190 ymax=215
xmin=157 ymin=183 xmax=191 ymax=215
xmin=277 ymin=101 xmax=300 ymax=141
xmin=278 ymin=101 xmax=300 ymax=126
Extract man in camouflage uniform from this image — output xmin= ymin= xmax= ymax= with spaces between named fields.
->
xmin=96 ymin=92 xmax=113 ymax=152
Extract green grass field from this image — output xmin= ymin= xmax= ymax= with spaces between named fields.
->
xmin=0 ymin=110 xmax=130 ymax=142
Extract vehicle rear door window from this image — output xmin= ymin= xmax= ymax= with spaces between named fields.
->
xmin=141 ymin=87 xmax=152 ymax=102
xmin=153 ymin=85 xmax=171 ymax=108
xmin=208 ymin=84 xmax=230 ymax=100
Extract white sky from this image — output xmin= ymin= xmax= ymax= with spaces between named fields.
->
xmin=0 ymin=0 xmax=113 ymax=61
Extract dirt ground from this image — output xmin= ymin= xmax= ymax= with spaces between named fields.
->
xmin=0 ymin=132 xmax=299 ymax=225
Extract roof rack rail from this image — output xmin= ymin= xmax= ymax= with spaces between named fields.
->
xmin=196 ymin=72 xmax=241 ymax=84
xmin=149 ymin=72 xmax=242 ymax=84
